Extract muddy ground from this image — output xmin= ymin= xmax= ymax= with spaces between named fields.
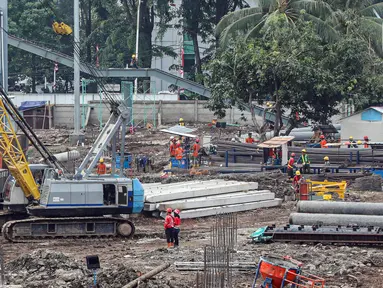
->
xmin=5 ymin=126 xmax=383 ymax=287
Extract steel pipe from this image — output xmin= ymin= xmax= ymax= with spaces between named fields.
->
xmin=290 ymin=212 xmax=383 ymax=227
xmin=297 ymin=201 xmax=383 ymax=216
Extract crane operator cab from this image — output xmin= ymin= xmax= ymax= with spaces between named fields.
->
xmin=2 ymin=164 xmax=50 ymax=213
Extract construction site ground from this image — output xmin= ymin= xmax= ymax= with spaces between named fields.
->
xmin=5 ymin=126 xmax=383 ymax=287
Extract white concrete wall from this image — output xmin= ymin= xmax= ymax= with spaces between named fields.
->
xmin=8 ymin=93 xmax=178 ymax=106
xmin=340 ymin=113 xmax=383 ymax=142
xmin=52 ymin=100 xmax=257 ymax=128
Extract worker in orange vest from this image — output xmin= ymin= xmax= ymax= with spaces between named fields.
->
xmin=97 ymin=158 xmax=106 ymax=175
xmin=320 ymin=135 xmax=327 ymax=148
xmin=173 ymin=209 xmax=181 ymax=248
xmin=164 ymin=208 xmax=174 ymax=248
xmin=287 ymin=153 xmax=295 ymax=178
xmin=245 ymin=133 xmax=255 ymax=144
xmin=364 ymin=136 xmax=370 ymax=148
xmin=169 ymin=136 xmax=177 ymax=157
xmin=191 ymin=138 xmax=201 ymax=167
xmin=175 ymin=143 xmax=184 ymax=167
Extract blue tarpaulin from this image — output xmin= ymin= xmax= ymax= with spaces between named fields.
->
xmin=19 ymin=101 xmax=47 ymax=111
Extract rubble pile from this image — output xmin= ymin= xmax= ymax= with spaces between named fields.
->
xmin=5 ymin=250 xmax=175 ymax=288
xmin=351 ymin=174 xmax=382 ymax=192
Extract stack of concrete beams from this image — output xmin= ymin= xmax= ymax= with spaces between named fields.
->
xmin=143 ymin=180 xmax=282 ymax=219
xmin=290 ymin=201 xmax=383 ymax=227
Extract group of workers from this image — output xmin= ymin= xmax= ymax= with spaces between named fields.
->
xmin=169 ymin=136 xmax=201 ymax=166
xmin=319 ymin=134 xmax=370 ymax=148
xmin=164 ymin=208 xmax=181 ymax=248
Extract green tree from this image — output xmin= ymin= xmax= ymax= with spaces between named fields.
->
xmin=206 ymin=17 xmax=377 ymax=136
xmin=215 ymin=0 xmax=338 ymax=47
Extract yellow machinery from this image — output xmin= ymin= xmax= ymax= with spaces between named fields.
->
xmin=0 ymin=98 xmax=40 ymax=201
xmin=306 ymin=179 xmax=347 ymax=200
xmin=52 ymin=21 xmax=72 ymax=35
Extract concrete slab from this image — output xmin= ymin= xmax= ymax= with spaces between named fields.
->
xmin=156 ymin=190 xmax=275 ymax=211
xmin=160 ymin=199 xmax=282 ymax=219
xmin=143 ymin=180 xmax=237 ymax=195
xmin=145 ymin=182 xmax=259 ymax=203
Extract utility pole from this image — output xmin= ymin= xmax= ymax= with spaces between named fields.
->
xmin=134 ymin=0 xmax=141 ymax=98
xmin=0 ymin=0 xmax=8 ymax=92
xmin=71 ymin=0 xmax=84 ymax=144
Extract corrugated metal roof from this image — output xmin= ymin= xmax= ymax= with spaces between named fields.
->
xmin=160 ymin=125 xmax=197 ymax=138
xmin=258 ymin=136 xmax=295 ymax=148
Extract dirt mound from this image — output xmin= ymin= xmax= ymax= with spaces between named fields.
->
xmin=5 ymin=250 xmax=174 ymax=288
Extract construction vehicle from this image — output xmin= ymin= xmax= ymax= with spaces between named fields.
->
xmin=305 ymin=180 xmax=347 ymax=200
xmin=0 ymin=86 xmax=144 ymax=242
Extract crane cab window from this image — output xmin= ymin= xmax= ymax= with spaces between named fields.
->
xmin=118 ymin=185 xmax=128 ymax=205
xmin=103 ymin=184 xmax=116 ymax=205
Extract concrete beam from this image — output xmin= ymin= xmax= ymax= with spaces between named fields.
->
xmin=156 ymin=190 xmax=275 ymax=211
xmin=290 ymin=212 xmax=383 ymax=228
xmin=297 ymin=201 xmax=383 ymax=215
xmin=160 ymin=199 xmax=282 ymax=219
xmin=145 ymin=182 xmax=259 ymax=203
xmin=144 ymin=180 xmax=240 ymax=195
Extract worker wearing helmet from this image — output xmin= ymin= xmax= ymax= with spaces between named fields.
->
xmin=191 ymin=138 xmax=201 ymax=167
xmin=298 ymin=149 xmax=310 ymax=174
xmin=320 ymin=135 xmax=327 ymax=148
xmin=179 ymin=118 xmax=185 ymax=126
xmin=287 ymin=153 xmax=296 ymax=178
xmin=364 ymin=136 xmax=370 ymax=148
xmin=292 ymin=171 xmax=303 ymax=194
xmin=245 ymin=133 xmax=255 ymax=144
xmin=97 ymin=158 xmax=106 ymax=175
xmin=175 ymin=142 xmax=184 ymax=167
xmin=164 ymin=208 xmax=174 ymax=248
xmin=130 ymin=54 xmax=138 ymax=69
xmin=169 ymin=137 xmax=177 ymax=158
xmin=348 ymin=136 xmax=357 ymax=148
xmin=173 ymin=209 xmax=181 ymax=248
xmin=323 ymin=156 xmax=330 ymax=173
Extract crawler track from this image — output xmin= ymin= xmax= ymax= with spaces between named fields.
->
xmin=262 ymin=224 xmax=383 ymax=246
xmin=1 ymin=217 xmax=135 ymax=243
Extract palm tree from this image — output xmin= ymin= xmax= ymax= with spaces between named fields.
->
xmin=329 ymin=0 xmax=383 ymax=56
xmin=216 ymin=0 xmax=338 ymax=47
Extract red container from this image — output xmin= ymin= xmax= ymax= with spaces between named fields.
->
xmin=258 ymin=256 xmax=300 ymax=288
xmin=299 ymin=183 xmax=309 ymax=200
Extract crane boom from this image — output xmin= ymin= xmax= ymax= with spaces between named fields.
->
xmin=0 ymin=98 xmax=40 ymax=201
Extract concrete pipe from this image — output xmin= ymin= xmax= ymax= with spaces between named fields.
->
xmin=289 ymin=212 xmax=383 ymax=228
xmin=40 ymin=150 xmax=81 ymax=163
xmin=297 ymin=201 xmax=383 ymax=216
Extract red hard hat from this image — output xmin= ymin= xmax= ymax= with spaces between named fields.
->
xmin=364 ymin=136 xmax=369 ymax=140
xmin=291 ymin=153 xmax=296 ymax=157
xmin=320 ymin=135 xmax=325 ymax=139
xmin=166 ymin=208 xmax=172 ymax=213
xmin=196 ymin=138 xmax=200 ymax=143
xmin=174 ymin=209 xmax=180 ymax=214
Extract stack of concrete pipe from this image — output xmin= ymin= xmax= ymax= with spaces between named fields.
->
xmin=290 ymin=201 xmax=383 ymax=227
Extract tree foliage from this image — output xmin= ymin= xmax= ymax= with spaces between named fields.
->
xmin=206 ymin=16 xmax=383 ymax=135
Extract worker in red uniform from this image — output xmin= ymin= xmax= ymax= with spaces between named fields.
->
xmin=287 ymin=153 xmax=295 ymax=178
xmin=97 ymin=158 xmax=106 ymax=175
xmin=245 ymin=133 xmax=255 ymax=144
xmin=320 ymin=135 xmax=327 ymax=148
xmin=191 ymin=138 xmax=201 ymax=167
xmin=173 ymin=209 xmax=181 ymax=248
xmin=175 ymin=142 xmax=184 ymax=167
xmin=169 ymin=137 xmax=177 ymax=157
xmin=292 ymin=171 xmax=303 ymax=194
xmin=164 ymin=208 xmax=174 ymax=248
xmin=364 ymin=136 xmax=370 ymax=148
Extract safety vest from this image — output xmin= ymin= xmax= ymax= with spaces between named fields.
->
xmin=97 ymin=163 xmax=106 ymax=175
xmin=320 ymin=140 xmax=327 ymax=148
xmin=287 ymin=158 xmax=295 ymax=169
xmin=246 ymin=137 xmax=255 ymax=144
xmin=192 ymin=143 xmax=200 ymax=157
xmin=164 ymin=215 xmax=174 ymax=229
xmin=300 ymin=154 xmax=310 ymax=164
xmin=170 ymin=143 xmax=176 ymax=156
xmin=175 ymin=147 xmax=184 ymax=160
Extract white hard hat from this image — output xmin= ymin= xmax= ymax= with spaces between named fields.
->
xmin=170 ymin=136 xmax=174 ymax=140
